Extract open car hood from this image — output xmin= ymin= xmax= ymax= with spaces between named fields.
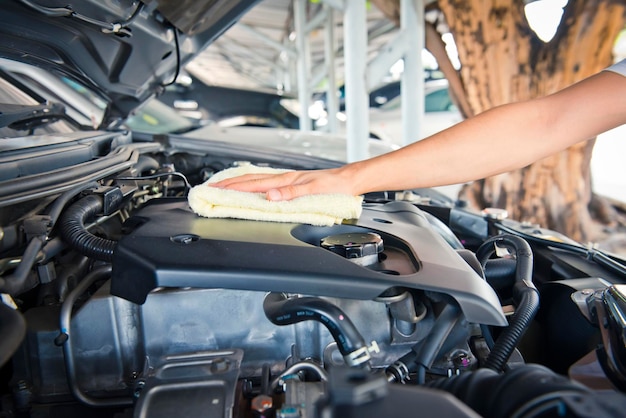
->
xmin=0 ymin=0 xmax=259 ymax=127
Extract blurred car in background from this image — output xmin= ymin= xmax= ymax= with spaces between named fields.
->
xmin=125 ymin=98 xmax=399 ymax=162
xmin=368 ymin=79 xmax=462 ymax=144
xmin=370 ymin=79 xmax=463 ymax=144
xmin=316 ymin=79 xmax=463 ymax=145
xmin=0 ymin=59 xmax=397 ymax=164
xmin=313 ymin=68 xmax=447 ymax=112
xmin=158 ymin=73 xmax=302 ymax=129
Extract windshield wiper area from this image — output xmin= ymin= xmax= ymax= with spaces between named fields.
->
xmin=0 ymin=102 xmax=67 ymax=130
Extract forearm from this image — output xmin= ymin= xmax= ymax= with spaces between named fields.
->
xmin=214 ymin=70 xmax=626 ymax=201
xmin=346 ymin=71 xmax=626 ymax=195
xmin=345 ymin=101 xmax=553 ymax=194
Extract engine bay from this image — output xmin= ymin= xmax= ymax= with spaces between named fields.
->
xmin=2 ymin=130 xmax=626 ymax=418
xmin=2 ymin=0 xmax=625 ymax=416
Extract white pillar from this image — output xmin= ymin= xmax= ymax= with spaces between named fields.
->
xmin=294 ymin=0 xmax=312 ymax=131
xmin=401 ymin=0 xmax=425 ymax=145
xmin=324 ymin=5 xmax=339 ymax=133
xmin=343 ymin=0 xmax=369 ymax=162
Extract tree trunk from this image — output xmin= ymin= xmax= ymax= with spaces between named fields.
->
xmin=374 ymin=0 xmax=626 ymax=242
xmin=438 ymin=0 xmax=626 ymax=242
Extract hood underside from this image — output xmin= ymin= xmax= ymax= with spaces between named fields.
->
xmin=0 ymin=0 xmax=259 ymax=126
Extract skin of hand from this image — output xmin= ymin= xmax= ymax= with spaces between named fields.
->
xmin=212 ymin=70 xmax=626 ymax=201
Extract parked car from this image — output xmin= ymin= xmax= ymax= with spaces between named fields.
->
xmin=368 ymin=79 xmax=463 ymax=144
xmin=1 ymin=1 xmax=626 ymax=418
xmin=313 ymin=68 xmax=447 ymax=112
xmin=158 ymin=74 xmax=303 ymax=129
xmin=315 ymin=79 xmax=463 ymax=145
xmin=124 ymin=97 xmax=400 ymax=161
xmin=0 ymin=59 xmax=398 ymax=163
xmin=319 ymin=79 xmax=463 ymax=145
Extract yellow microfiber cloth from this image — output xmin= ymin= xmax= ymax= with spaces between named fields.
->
xmin=187 ymin=165 xmax=363 ymax=226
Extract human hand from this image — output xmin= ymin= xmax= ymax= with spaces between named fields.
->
xmin=210 ymin=168 xmax=357 ymax=201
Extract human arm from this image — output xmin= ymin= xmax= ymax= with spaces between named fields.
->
xmin=213 ymin=70 xmax=626 ymax=200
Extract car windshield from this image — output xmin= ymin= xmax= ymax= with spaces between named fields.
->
xmin=424 ymin=87 xmax=457 ymax=112
xmin=379 ymin=85 xmax=457 ymax=113
xmin=123 ymin=98 xmax=198 ymax=134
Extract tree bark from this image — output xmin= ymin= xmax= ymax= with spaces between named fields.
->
xmin=424 ymin=21 xmax=473 ymax=118
xmin=440 ymin=0 xmax=626 ymax=242
xmin=373 ymin=0 xmax=626 ymax=242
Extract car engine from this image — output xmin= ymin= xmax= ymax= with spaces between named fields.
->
xmin=2 ymin=131 xmax=626 ymax=418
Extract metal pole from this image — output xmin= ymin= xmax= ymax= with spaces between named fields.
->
xmin=343 ymin=0 xmax=369 ymax=162
xmin=294 ymin=0 xmax=312 ymax=131
xmin=324 ymin=5 xmax=338 ymax=133
xmin=401 ymin=0 xmax=424 ymax=145
xmin=284 ymin=38 xmax=295 ymax=93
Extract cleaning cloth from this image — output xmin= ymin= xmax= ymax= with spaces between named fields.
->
xmin=187 ymin=165 xmax=363 ymax=226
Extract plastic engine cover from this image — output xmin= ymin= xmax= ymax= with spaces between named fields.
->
xmin=111 ymin=199 xmax=506 ymax=326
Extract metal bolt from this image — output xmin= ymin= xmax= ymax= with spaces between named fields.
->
xmin=133 ymin=380 xmax=145 ymax=398
xmin=451 ymin=351 xmax=472 ymax=369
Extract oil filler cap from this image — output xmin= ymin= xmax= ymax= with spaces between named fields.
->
xmin=321 ymin=232 xmax=383 ymax=266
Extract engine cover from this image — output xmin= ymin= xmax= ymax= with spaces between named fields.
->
xmin=111 ymin=199 xmax=506 ymax=326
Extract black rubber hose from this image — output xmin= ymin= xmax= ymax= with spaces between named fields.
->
xmin=59 ymin=195 xmax=116 ymax=262
xmin=487 ymin=284 xmax=539 ymax=371
xmin=476 ymin=235 xmax=533 ymax=281
xmin=476 ymin=235 xmax=539 ymax=372
xmin=0 ymin=236 xmax=45 ymax=295
xmin=0 ymin=300 xmax=26 ymax=367
xmin=386 ymin=303 xmax=462 ymax=383
xmin=0 ymin=182 xmax=99 ymax=295
xmin=46 ymin=182 xmax=99 ymax=228
xmin=426 ymin=363 xmax=591 ymax=418
xmin=413 ymin=303 xmax=462 ymax=382
xmin=263 ymin=292 xmax=367 ymax=360
xmin=482 ymin=258 xmax=517 ymax=291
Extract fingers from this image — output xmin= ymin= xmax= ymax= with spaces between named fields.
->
xmin=205 ymin=168 xmax=352 ymax=201
xmin=210 ymin=173 xmax=289 ymax=193
xmin=210 ymin=171 xmax=319 ymax=201
xmin=210 ymin=173 xmax=271 ymax=187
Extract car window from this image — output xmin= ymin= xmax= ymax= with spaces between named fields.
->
xmin=380 ymin=87 xmax=457 ymax=113
xmin=123 ymin=99 xmax=197 ymax=134
xmin=379 ymin=94 xmax=402 ymax=111
xmin=425 ymin=88 xmax=457 ymax=112
xmin=370 ymin=82 xmax=401 ymax=107
xmin=60 ymin=76 xmax=108 ymax=114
